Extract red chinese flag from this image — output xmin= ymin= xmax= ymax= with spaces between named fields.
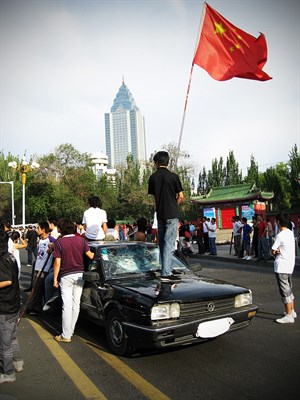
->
xmin=193 ymin=3 xmax=272 ymax=81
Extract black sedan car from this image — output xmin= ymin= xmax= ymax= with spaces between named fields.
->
xmin=80 ymin=241 xmax=258 ymax=356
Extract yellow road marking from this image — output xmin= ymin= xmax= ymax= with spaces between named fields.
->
xmin=79 ymin=336 xmax=171 ymax=400
xmin=28 ymin=319 xmax=107 ymax=400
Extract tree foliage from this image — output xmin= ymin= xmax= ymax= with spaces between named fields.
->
xmin=288 ymin=144 xmax=300 ymax=208
xmin=243 ymin=155 xmax=259 ymax=185
xmin=260 ymin=163 xmax=291 ymax=210
xmin=0 ymin=143 xmax=299 ymax=225
xmin=198 ymin=150 xmax=242 ymax=191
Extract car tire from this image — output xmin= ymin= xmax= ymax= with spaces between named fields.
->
xmin=105 ymin=310 xmax=132 ymax=356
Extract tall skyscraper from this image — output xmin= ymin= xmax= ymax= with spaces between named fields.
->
xmin=105 ymin=80 xmax=146 ymax=168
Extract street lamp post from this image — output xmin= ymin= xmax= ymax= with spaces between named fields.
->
xmin=8 ymin=156 xmax=39 ymax=228
xmin=0 ymin=181 xmax=15 ymax=226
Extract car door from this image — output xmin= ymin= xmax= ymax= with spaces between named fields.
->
xmin=81 ymin=258 xmax=106 ymax=322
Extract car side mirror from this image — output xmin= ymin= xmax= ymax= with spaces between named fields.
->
xmin=83 ymin=271 xmax=100 ymax=282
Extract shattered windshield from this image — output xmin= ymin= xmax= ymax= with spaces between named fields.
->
xmin=98 ymin=244 xmax=187 ymax=279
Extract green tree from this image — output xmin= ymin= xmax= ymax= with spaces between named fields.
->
xmin=94 ymin=174 xmax=119 ymax=220
xmin=208 ymin=157 xmax=225 ymax=187
xmin=37 ymin=143 xmax=91 ymax=182
xmin=6 ymin=143 xmax=300 ymax=224
xmin=32 ymin=144 xmax=97 ymax=221
xmin=288 ymin=144 xmax=300 ymax=208
xmin=261 ymin=163 xmax=291 ymax=210
xmin=224 ymin=150 xmax=242 ymax=185
xmin=0 ymin=152 xmax=20 ymax=220
xmin=244 ymin=154 xmax=260 ymax=185
xmin=197 ymin=167 xmax=208 ymax=194
xmin=116 ymin=155 xmax=152 ymax=221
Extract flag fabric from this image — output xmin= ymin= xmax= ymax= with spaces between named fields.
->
xmin=193 ymin=2 xmax=272 ymax=81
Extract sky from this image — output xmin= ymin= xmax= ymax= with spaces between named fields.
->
xmin=0 ymin=0 xmax=299 ymax=179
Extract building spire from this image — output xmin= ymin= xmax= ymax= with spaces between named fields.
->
xmin=122 ymin=74 xmax=125 ymax=85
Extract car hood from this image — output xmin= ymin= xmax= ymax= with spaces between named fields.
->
xmin=111 ymin=274 xmax=249 ymax=302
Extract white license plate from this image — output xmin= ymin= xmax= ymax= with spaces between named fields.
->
xmin=196 ymin=317 xmax=234 ymax=338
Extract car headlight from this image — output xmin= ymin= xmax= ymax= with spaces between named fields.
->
xmin=235 ymin=292 xmax=252 ymax=308
xmin=151 ymin=303 xmax=180 ymax=320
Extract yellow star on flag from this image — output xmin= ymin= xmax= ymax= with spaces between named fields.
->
xmin=214 ymin=22 xmax=226 ymax=36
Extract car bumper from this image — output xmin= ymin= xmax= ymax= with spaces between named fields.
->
xmin=122 ymin=306 xmax=258 ymax=350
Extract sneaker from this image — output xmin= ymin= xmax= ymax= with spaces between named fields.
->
xmin=26 ymin=264 xmax=32 ymax=267
xmin=276 ymin=314 xmax=294 ymax=324
xmin=161 ymin=275 xmax=181 ymax=283
xmin=13 ymin=360 xmax=24 ymax=372
xmin=284 ymin=310 xmax=297 ymax=318
xmin=0 ymin=373 xmax=16 ymax=384
xmin=243 ymin=256 xmax=248 ymax=260
xmin=246 ymin=256 xmax=252 ymax=260
xmin=54 ymin=335 xmax=71 ymax=343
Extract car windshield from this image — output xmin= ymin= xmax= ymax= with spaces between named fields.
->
xmin=98 ymin=244 xmax=188 ymax=279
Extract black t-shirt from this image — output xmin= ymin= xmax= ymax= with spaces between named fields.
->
xmin=148 ymin=167 xmax=183 ymax=220
xmin=26 ymin=229 xmax=38 ymax=247
xmin=0 ymin=253 xmax=21 ymax=314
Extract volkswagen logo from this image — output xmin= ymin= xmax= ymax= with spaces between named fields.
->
xmin=206 ymin=302 xmax=215 ymax=312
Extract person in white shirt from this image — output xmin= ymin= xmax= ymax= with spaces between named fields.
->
xmin=271 ymin=212 xmax=296 ymax=324
xmin=48 ymin=218 xmax=60 ymax=240
xmin=10 ymin=231 xmax=27 ymax=279
xmin=26 ymin=221 xmax=54 ymax=313
xmin=203 ymin=217 xmax=210 ymax=253
xmin=232 ymin=216 xmax=243 ymax=257
xmin=105 ymin=219 xmax=119 ymax=241
xmin=206 ymin=217 xmax=217 ymax=255
xmin=82 ymin=196 xmax=108 ymax=240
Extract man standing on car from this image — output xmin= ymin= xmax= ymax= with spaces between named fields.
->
xmin=148 ymin=151 xmax=184 ymax=282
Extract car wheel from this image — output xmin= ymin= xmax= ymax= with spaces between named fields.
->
xmin=105 ymin=310 xmax=132 ymax=356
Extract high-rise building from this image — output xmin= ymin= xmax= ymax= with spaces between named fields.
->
xmin=105 ymin=80 xmax=146 ymax=168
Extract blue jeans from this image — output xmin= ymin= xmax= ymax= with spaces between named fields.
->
xmin=258 ymin=237 xmax=270 ymax=260
xmin=27 ymin=246 xmax=38 ymax=265
xmin=158 ymin=218 xmax=178 ymax=276
xmin=209 ymin=237 xmax=217 ymax=255
xmin=44 ymin=269 xmax=60 ymax=303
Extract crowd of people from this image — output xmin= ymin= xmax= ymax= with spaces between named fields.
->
xmin=0 ymin=190 xmax=164 ymax=384
xmin=175 ymin=213 xmax=300 ymax=264
xmin=231 ymin=213 xmax=298 ymax=262
xmin=0 ymin=150 xmax=298 ymax=385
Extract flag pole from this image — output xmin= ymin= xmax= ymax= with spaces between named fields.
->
xmin=175 ymin=2 xmax=207 ymax=167
xmin=175 ymin=63 xmax=194 ymax=168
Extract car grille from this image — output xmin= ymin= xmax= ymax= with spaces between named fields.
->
xmin=180 ymin=298 xmax=235 ymax=318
